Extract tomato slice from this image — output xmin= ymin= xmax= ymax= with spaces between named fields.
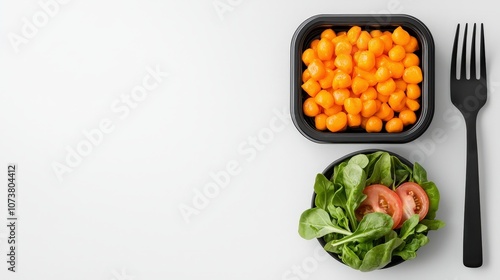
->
xmin=395 ymin=182 xmax=430 ymax=226
xmin=356 ymin=184 xmax=403 ymax=229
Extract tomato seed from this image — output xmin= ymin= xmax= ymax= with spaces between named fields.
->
xmin=408 ymin=190 xmax=422 ymax=212
xmin=379 ymin=198 xmax=388 ymax=211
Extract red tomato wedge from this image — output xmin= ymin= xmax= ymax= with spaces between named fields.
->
xmin=356 ymin=184 xmax=403 ymax=229
xmin=395 ymin=182 xmax=430 ymax=226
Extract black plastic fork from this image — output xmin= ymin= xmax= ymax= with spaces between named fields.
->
xmin=450 ymin=23 xmax=487 ymax=268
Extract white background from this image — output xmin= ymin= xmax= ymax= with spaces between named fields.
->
xmin=0 ymin=0 xmax=499 ymax=279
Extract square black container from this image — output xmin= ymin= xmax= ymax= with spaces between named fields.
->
xmin=290 ymin=14 xmax=435 ymax=143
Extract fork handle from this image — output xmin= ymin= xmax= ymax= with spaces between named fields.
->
xmin=463 ymin=116 xmax=483 ymax=268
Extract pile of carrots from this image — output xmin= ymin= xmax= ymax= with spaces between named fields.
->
xmin=301 ymin=26 xmax=423 ymax=133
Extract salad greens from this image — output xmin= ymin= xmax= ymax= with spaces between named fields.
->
xmin=298 ymin=151 xmax=445 ymax=271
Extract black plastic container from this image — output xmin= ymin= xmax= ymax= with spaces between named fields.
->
xmin=311 ymin=149 xmax=414 ymax=269
xmin=290 ymin=14 xmax=435 ymax=143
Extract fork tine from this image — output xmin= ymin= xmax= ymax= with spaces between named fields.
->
xmin=480 ymin=23 xmax=486 ymax=80
xmin=470 ymin=24 xmax=476 ymax=79
xmin=460 ymin=23 xmax=468 ymax=79
xmin=451 ymin=24 xmax=460 ymax=80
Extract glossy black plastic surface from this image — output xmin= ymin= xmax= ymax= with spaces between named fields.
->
xmin=450 ymin=23 xmax=486 ymax=268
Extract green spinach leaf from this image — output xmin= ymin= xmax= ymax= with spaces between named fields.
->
xmin=341 ymin=163 xmax=367 ymax=229
xmin=366 ymin=152 xmax=393 ymax=187
xmin=365 ymin=151 xmax=384 ymax=175
xmin=412 ymin=162 xmax=428 ymax=184
xmin=341 ymin=244 xmax=362 ymax=269
xmin=314 ymin=173 xmax=335 ymax=211
xmin=385 ymin=230 xmax=398 ymax=242
xmin=298 ymin=208 xmax=352 ymax=239
xmin=420 ymin=219 xmax=446 ymax=230
xmin=332 ymin=161 xmax=347 ymax=185
xmin=398 ymin=214 xmax=420 ymax=240
xmin=324 ymin=212 xmax=393 ymax=250
xmin=352 ymin=241 xmax=373 ymax=260
xmin=348 ymin=154 xmax=369 ymax=168
xmin=420 ymin=181 xmax=440 ymax=219
xmin=331 ymin=162 xmax=348 ymax=208
xmin=359 ymin=237 xmax=404 ymax=272
xmin=323 ymin=232 xmax=341 ymax=245
xmin=328 ymin=206 xmax=350 ymax=231
xmin=415 ymin=223 xmax=428 ymax=233
xmin=392 ymin=156 xmax=413 ymax=188
xmin=393 ymin=233 xmax=429 ymax=260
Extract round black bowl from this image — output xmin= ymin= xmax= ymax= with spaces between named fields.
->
xmin=311 ymin=149 xmax=414 ymax=269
